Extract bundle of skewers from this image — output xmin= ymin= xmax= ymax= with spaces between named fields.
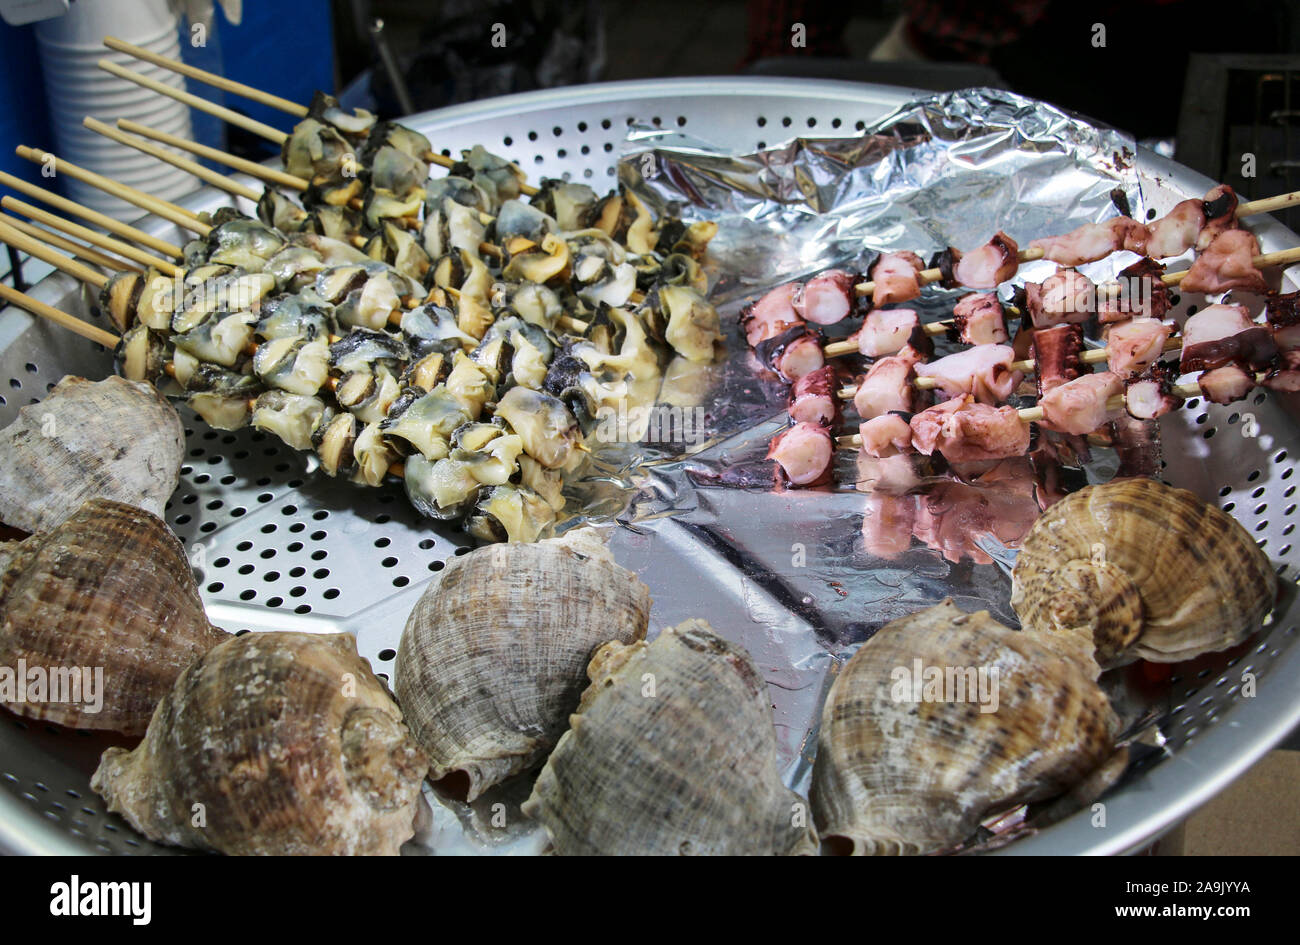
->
xmin=0 ymin=38 xmax=726 ymax=543
xmin=748 ymin=184 xmax=1300 ymax=489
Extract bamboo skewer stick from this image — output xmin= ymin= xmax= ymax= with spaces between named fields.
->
xmin=825 ymin=245 xmax=1300 ymax=359
xmin=2 ymin=281 xmax=410 ymax=477
xmin=851 ymin=248 xmax=1047 ymax=299
xmin=4 ymin=176 xmax=415 ymax=333
xmin=84 ymin=128 xmax=543 ymax=276
xmin=15 ymin=150 xmax=215 ymax=245
xmin=850 ymin=192 xmax=1300 ymax=299
xmin=835 ymin=334 xmax=1185 ymax=399
xmin=1014 ymin=380 xmax=1229 ymax=425
xmin=904 ymin=335 xmax=1186 ymax=392
xmin=1 ymin=196 xmax=179 ymax=275
xmin=836 ymin=375 xmax=1253 ymax=447
xmin=15 ymin=146 xmax=208 ymax=234
xmin=1235 ymin=192 xmax=1300 ymax=218
xmin=118 ymin=119 xmax=308 ymax=191
xmin=102 ymin=39 xmax=542 ymax=197
xmin=0 ymin=171 xmax=183 ymax=259
xmin=0 ymin=283 xmax=119 ymax=348
xmin=1167 ymin=244 xmax=1300 ymax=281
xmin=0 ymin=219 xmax=109 ymax=289
xmin=0 ymin=277 xmax=603 ymax=481
xmin=421 ymin=150 xmax=539 ymax=196
xmin=98 ymin=60 xmax=289 ymax=145
xmin=0 ymin=212 xmax=140 ymax=274
xmin=83 ymin=118 xmax=262 ymax=203
xmin=103 ymin=36 xmax=310 ymax=118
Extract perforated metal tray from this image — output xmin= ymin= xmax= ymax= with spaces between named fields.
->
xmin=0 ymin=77 xmax=1297 ymax=855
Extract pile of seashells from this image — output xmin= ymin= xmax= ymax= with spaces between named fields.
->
xmin=0 ymin=375 xmax=1279 ymax=854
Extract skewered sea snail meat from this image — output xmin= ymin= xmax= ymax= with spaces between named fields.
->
xmin=1010 ymin=478 xmax=1277 ymax=666
xmin=394 ymin=527 xmax=650 ymax=801
xmin=810 ymin=600 xmax=1124 ymax=855
xmin=522 ymin=619 xmax=819 ymax=855
xmin=91 ymin=631 xmax=428 ymax=856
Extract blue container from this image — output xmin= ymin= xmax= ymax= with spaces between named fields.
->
xmin=179 ymin=0 xmax=336 ymax=160
xmin=0 ymin=20 xmax=53 ymax=189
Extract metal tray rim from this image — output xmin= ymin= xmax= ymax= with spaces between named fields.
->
xmin=1 ymin=77 xmax=1296 ymax=856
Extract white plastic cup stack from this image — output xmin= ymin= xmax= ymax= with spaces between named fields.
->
xmin=35 ymin=0 xmax=198 ymax=222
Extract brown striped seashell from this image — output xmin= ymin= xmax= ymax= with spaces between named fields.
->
xmin=91 ymin=631 xmax=428 ymax=856
xmin=0 ymin=498 xmax=227 ymax=734
xmin=1011 ymin=478 xmax=1276 ymax=666
xmin=522 ymin=619 xmax=818 ymax=855
xmin=394 ymin=527 xmax=650 ymax=801
xmin=0 ymin=375 xmax=185 ymax=534
xmin=810 ymin=599 xmax=1124 ymax=855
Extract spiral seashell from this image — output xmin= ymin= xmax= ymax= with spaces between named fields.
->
xmin=0 ymin=375 xmax=185 ymax=534
xmin=1011 ymin=478 xmax=1276 ymax=666
xmin=0 ymin=498 xmax=227 ymax=734
xmin=91 ymin=631 xmax=428 ymax=855
xmin=522 ymin=619 xmax=819 ymax=855
xmin=394 ymin=527 xmax=650 ymax=801
xmin=810 ymin=599 xmax=1123 ymax=855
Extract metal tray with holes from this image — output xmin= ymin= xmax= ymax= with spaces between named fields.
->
xmin=0 ymin=77 xmax=1297 ymax=855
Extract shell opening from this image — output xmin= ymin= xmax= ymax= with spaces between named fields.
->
xmin=1048 ymin=559 xmax=1144 ymax=667
xmin=822 ymin=835 xmax=856 ymax=857
xmin=431 ymin=769 xmax=474 ymax=804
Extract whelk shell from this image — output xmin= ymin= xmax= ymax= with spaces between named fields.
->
xmin=0 ymin=375 xmax=185 ymax=534
xmin=394 ymin=527 xmax=650 ymax=801
xmin=522 ymin=619 xmax=819 ymax=855
xmin=1010 ymin=478 xmax=1276 ymax=666
xmin=0 ymin=498 xmax=227 ymax=734
xmin=811 ymin=599 xmax=1123 ymax=855
xmin=91 ymin=631 xmax=428 ymax=855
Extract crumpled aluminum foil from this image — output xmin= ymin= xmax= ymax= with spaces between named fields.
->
xmin=426 ymin=89 xmax=1173 ymax=853
xmin=611 ymin=90 xmax=1152 ymax=789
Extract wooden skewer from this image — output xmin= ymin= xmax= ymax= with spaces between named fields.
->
xmin=0 ymin=219 xmax=109 ymax=289
xmin=0 ymin=282 xmax=119 ymax=348
xmin=1 ymin=196 xmax=180 ymax=275
xmin=98 ymin=59 xmax=289 ymax=145
xmin=118 ymin=119 xmax=308 ymax=191
xmin=15 ymin=296 xmax=590 ymax=488
xmin=0 ymin=212 xmax=140 ymax=274
xmin=1015 ymin=381 xmax=1218 ymax=425
xmin=4 ymin=289 xmax=584 ymax=483
xmin=852 ymin=248 xmax=1046 ymax=299
xmin=103 ymin=36 xmax=309 ymax=118
xmin=83 ymin=118 xmax=261 ymax=203
xmin=1234 ymin=192 xmax=1300 ymax=218
xmin=826 ymin=244 xmax=1300 ymax=359
xmin=0 ymin=171 xmax=183 ymax=259
xmin=837 ymin=376 xmax=1241 ymax=447
xmin=105 ymin=124 xmax=508 ymax=268
xmin=422 ymin=150 xmax=539 ymax=197
xmin=1166 ymin=244 xmax=1300 ymax=283
xmin=902 ymin=335 xmax=1185 ymax=392
xmin=849 ymin=191 xmax=1300 ymax=300
xmin=101 ymin=36 xmax=545 ymax=200
xmin=15 ymin=146 xmax=208 ymax=234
